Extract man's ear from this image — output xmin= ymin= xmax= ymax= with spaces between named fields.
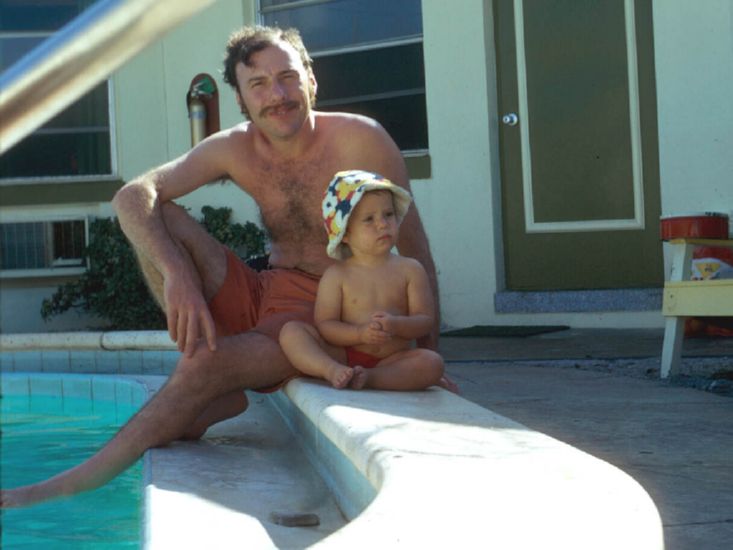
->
xmin=235 ymin=91 xmax=244 ymax=112
xmin=309 ymin=71 xmax=318 ymax=102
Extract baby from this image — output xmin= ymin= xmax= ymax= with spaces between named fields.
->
xmin=279 ymin=170 xmax=444 ymax=390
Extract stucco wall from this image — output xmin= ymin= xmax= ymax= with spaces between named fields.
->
xmin=653 ymin=0 xmax=733 ymax=221
xmin=420 ymin=0 xmax=499 ymax=328
xmin=653 ymin=0 xmax=733 ymax=296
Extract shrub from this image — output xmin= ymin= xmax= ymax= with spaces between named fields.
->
xmin=41 ymin=206 xmax=266 ymax=330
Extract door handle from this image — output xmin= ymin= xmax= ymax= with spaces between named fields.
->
xmin=502 ymin=113 xmax=519 ymax=126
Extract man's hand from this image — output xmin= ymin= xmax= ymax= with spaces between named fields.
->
xmin=164 ymin=276 xmax=217 ymax=357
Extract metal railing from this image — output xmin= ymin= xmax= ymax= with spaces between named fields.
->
xmin=0 ymin=0 xmax=215 ymax=154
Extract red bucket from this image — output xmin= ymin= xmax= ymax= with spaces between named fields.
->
xmin=660 ymin=212 xmax=729 ymax=241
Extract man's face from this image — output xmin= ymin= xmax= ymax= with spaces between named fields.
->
xmin=234 ymin=41 xmax=317 ymax=140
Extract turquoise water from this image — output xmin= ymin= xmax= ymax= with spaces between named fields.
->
xmin=1 ymin=379 xmax=144 ymax=549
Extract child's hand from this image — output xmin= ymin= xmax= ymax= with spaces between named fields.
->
xmin=359 ymin=319 xmax=391 ymax=344
xmin=371 ymin=311 xmax=396 ymax=335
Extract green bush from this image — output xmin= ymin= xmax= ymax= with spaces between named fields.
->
xmin=41 ymin=206 xmax=266 ymax=330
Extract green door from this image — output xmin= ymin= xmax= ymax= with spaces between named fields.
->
xmin=494 ymin=0 xmax=663 ymax=290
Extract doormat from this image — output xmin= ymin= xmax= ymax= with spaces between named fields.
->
xmin=440 ymin=325 xmax=569 ymax=338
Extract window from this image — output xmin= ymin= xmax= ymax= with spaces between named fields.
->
xmin=0 ymin=219 xmax=88 ymax=276
xmin=259 ymin=0 xmax=428 ymax=152
xmin=0 ymin=0 xmax=112 ymax=180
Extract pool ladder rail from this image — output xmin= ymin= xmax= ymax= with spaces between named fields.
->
xmin=0 ymin=0 xmax=215 ymax=154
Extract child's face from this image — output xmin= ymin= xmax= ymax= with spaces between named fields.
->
xmin=342 ymin=190 xmax=399 ymax=257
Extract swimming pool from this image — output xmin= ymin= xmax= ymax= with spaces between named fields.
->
xmin=1 ymin=373 xmax=148 ymax=549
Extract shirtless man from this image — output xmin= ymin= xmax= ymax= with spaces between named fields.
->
xmin=0 ymin=25 xmax=442 ymax=508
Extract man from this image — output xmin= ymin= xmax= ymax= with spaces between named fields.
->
xmin=1 ymin=25 xmax=445 ymax=508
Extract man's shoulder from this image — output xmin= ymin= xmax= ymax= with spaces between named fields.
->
xmin=221 ymin=120 xmax=256 ymax=140
xmin=393 ymin=254 xmax=426 ymax=273
xmin=313 ymin=111 xmax=398 ymax=164
xmin=207 ymin=122 xmax=258 ymax=161
xmin=314 ymin=111 xmax=382 ymax=134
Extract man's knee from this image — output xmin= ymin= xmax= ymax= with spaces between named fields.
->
xmin=172 ymin=344 xmax=220 ymax=391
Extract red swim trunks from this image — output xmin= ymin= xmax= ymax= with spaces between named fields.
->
xmin=345 ymin=347 xmax=382 ymax=369
xmin=207 ymin=249 xmax=320 ymax=392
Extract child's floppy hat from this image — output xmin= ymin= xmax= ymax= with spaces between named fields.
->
xmin=322 ymin=170 xmax=412 ymax=260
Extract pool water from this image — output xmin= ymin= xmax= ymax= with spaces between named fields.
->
xmin=1 ymin=391 xmax=143 ymax=549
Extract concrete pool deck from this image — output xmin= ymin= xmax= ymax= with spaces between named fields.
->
xmin=142 ymin=379 xmax=347 ymax=549
xmin=141 ymin=375 xmax=662 ymax=549
xmin=2 ymin=328 xmax=732 ymax=548
xmin=441 ymin=328 xmax=733 ymax=550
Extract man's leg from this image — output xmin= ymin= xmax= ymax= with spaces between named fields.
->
xmin=130 ymin=202 xmax=249 ymax=438
xmin=1 ymin=329 xmax=297 ymax=508
xmin=179 ymin=390 xmax=249 ymax=441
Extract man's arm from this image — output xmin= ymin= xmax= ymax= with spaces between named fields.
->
xmin=394 ymin=207 xmax=440 ymax=349
xmin=112 ymin=134 xmax=232 ymax=355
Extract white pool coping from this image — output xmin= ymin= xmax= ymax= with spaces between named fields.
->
xmin=1 ymin=332 xmax=664 ymax=549
xmin=0 ymin=330 xmax=176 ymax=351
xmin=275 ymin=378 xmax=664 ymax=549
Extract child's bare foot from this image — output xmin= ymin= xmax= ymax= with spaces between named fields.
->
xmin=326 ymin=364 xmax=354 ymax=389
xmin=349 ymin=366 xmax=369 ymax=390
xmin=438 ymin=375 xmax=460 ymax=394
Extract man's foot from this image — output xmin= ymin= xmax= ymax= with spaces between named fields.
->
xmin=1 ymin=485 xmax=49 ymax=509
xmin=326 ymin=364 xmax=354 ymax=389
xmin=180 ymin=391 xmax=249 ymax=440
xmin=349 ymin=366 xmax=368 ymax=390
xmin=1 ymin=488 xmax=24 ymax=509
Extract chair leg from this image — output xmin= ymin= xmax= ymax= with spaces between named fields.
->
xmin=661 ymin=316 xmax=685 ymax=378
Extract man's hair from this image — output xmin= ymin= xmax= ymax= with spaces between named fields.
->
xmin=222 ymin=25 xmax=316 ymax=107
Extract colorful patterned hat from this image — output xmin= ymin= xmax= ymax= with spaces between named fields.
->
xmin=322 ymin=170 xmax=412 ymax=259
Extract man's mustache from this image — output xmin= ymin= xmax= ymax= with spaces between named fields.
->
xmin=259 ymin=101 xmax=299 ymax=118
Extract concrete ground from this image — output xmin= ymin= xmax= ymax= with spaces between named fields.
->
xmin=439 ymin=328 xmax=733 ymax=550
xmin=145 ymin=389 xmax=347 ymax=549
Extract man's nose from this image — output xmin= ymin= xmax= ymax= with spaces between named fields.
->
xmin=270 ymin=81 xmax=286 ymax=99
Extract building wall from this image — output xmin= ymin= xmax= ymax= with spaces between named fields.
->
xmin=652 ymin=0 xmax=733 ymax=219
xmin=653 ymin=0 xmax=733 ymax=287
xmin=3 ymin=0 xmax=731 ymax=333
xmin=114 ymin=0 xmax=261 ymax=225
xmin=0 ymin=0 xmax=253 ymax=334
xmin=419 ymin=0 xmax=732 ymax=330
xmin=418 ymin=0 xmax=663 ymax=329
xmin=419 ymin=0 xmax=500 ymax=328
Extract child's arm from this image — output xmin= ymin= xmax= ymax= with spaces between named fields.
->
xmin=315 ymin=267 xmax=391 ymax=347
xmin=372 ymin=259 xmax=434 ymax=340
